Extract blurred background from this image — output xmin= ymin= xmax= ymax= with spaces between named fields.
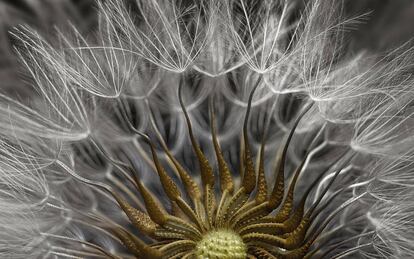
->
xmin=1 ymin=0 xmax=414 ymax=94
xmin=346 ymin=0 xmax=414 ymax=51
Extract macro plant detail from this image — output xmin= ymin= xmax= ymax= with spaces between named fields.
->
xmin=1 ymin=0 xmax=414 ymax=259
xmin=54 ymin=82 xmax=361 ymax=259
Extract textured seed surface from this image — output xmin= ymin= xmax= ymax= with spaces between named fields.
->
xmin=196 ymin=229 xmax=247 ymax=259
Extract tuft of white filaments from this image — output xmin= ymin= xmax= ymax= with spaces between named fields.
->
xmin=1 ymin=0 xmax=414 ymax=258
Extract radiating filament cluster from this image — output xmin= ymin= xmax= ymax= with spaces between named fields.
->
xmin=72 ymin=81 xmax=357 ymax=259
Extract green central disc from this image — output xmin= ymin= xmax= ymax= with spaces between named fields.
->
xmin=196 ymin=229 xmax=247 ymax=259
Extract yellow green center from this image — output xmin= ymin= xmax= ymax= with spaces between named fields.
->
xmin=195 ymin=229 xmax=247 ymax=259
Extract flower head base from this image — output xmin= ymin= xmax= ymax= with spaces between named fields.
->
xmin=196 ymin=229 xmax=246 ymax=258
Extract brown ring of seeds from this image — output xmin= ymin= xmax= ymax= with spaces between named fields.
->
xmin=66 ymin=78 xmax=360 ymax=259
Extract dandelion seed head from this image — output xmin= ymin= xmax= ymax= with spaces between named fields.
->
xmin=1 ymin=0 xmax=414 ymax=258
